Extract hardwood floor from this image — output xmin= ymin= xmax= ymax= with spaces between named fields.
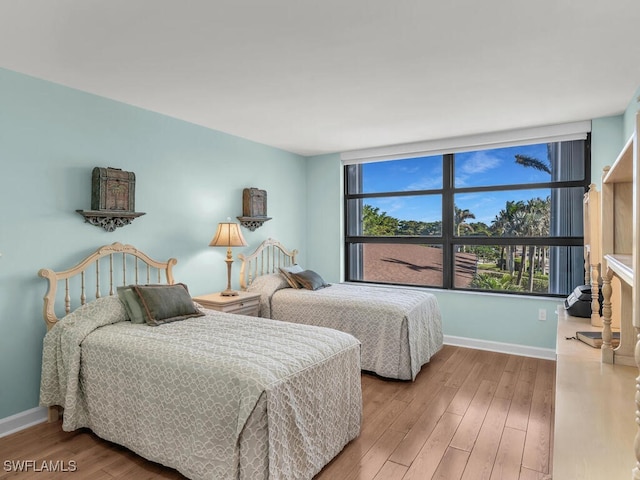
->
xmin=0 ymin=345 xmax=555 ymax=480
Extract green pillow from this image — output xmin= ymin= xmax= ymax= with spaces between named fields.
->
xmin=290 ymin=270 xmax=330 ymax=291
xmin=117 ymin=285 xmax=147 ymax=324
xmin=120 ymin=283 xmax=204 ymax=326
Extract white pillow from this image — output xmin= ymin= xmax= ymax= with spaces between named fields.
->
xmin=279 ymin=264 xmax=304 ymax=288
xmin=247 ymin=273 xmax=291 ymax=295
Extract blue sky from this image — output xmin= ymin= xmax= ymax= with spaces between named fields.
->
xmin=362 ymin=144 xmax=555 ymax=225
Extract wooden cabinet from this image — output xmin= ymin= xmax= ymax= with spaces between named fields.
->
xmin=599 ymin=116 xmax=638 ymax=368
xmin=555 ymin=113 xmax=640 ymax=479
xmin=193 ymin=291 xmax=261 ymax=316
xmin=598 ymin=112 xmax=640 ymax=478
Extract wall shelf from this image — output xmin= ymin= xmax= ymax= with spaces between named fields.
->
xmin=76 ymin=210 xmax=146 ymax=232
xmin=605 ymin=254 xmax=633 ymax=286
xmin=237 ymin=216 xmax=271 ymax=231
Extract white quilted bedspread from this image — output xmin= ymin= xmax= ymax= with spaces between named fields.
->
xmin=267 ymin=283 xmax=443 ymax=380
xmin=40 ymin=296 xmax=362 ymax=480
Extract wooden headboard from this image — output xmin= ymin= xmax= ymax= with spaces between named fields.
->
xmin=38 ymin=242 xmax=177 ymax=330
xmin=238 ymin=238 xmax=298 ymax=290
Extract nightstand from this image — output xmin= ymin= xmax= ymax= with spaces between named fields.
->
xmin=193 ymin=291 xmax=261 ymax=317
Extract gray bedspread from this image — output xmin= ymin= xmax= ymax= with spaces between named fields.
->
xmin=40 ymin=296 xmax=362 ymax=480
xmin=259 ymin=283 xmax=443 ymax=380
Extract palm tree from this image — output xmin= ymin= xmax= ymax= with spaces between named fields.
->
xmin=524 ymin=197 xmax=550 ymax=290
xmin=513 ymin=197 xmax=549 ymax=287
xmin=514 ymin=154 xmax=551 ymax=174
xmin=454 ymin=207 xmax=476 ymax=234
xmin=513 ymin=153 xmax=552 ymax=291
xmin=454 ymin=206 xmax=476 ymax=252
xmin=491 ymin=200 xmax=525 ymax=274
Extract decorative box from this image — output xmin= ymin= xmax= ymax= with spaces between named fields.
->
xmin=238 ymin=187 xmax=272 ymax=231
xmin=242 ymin=188 xmax=268 ymax=217
xmin=91 ymin=167 xmax=136 ymax=212
xmin=77 ymin=167 xmax=145 ymax=232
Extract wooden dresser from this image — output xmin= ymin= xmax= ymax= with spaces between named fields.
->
xmin=553 ymin=309 xmax=636 ymax=479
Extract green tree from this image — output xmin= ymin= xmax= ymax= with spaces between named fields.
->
xmin=513 ymin=152 xmax=552 ymax=291
xmin=522 ymin=197 xmax=550 ymax=290
xmin=454 ymin=206 xmax=476 ymax=236
xmin=362 ymin=205 xmax=399 ymax=236
xmin=467 ymin=221 xmax=491 ymax=236
xmin=470 ymin=272 xmax=523 ymax=292
xmin=454 ymin=206 xmax=476 ymax=252
xmin=491 ymin=200 xmax=525 ymax=273
xmin=514 ymin=154 xmax=551 ymax=174
xmin=397 ymin=219 xmax=438 ymax=236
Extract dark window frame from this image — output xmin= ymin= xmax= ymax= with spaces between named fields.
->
xmin=344 ymin=136 xmax=591 ymax=297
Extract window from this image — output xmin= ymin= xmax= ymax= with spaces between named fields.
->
xmin=344 ymin=137 xmax=590 ymax=296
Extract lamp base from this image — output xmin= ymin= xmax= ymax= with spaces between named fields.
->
xmin=220 ymin=288 xmax=239 ymax=297
xmin=220 ymin=251 xmax=239 ymax=296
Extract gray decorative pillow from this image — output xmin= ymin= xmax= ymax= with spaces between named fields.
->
xmin=127 ymin=283 xmax=204 ymax=326
xmin=290 ymin=270 xmax=330 ymax=291
xmin=279 ymin=264 xmax=304 ymax=288
xmin=117 ymin=285 xmax=147 ymax=324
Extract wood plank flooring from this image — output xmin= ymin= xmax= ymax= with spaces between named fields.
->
xmin=0 ymin=345 xmax=555 ymax=480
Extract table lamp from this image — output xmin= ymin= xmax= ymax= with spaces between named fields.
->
xmin=209 ymin=220 xmax=248 ymax=296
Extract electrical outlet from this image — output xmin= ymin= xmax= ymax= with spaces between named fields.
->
xmin=538 ymin=308 xmax=547 ymax=321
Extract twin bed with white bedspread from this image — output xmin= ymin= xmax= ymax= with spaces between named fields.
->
xmin=38 ymin=243 xmax=362 ymax=480
xmin=240 ymin=238 xmax=444 ymax=381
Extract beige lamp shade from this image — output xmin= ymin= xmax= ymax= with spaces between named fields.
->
xmin=209 ymin=221 xmax=247 ymax=296
xmin=209 ymin=222 xmax=248 ymax=248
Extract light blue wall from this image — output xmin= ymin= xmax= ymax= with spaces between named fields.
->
xmin=591 ymin=115 xmax=624 ymax=184
xmin=305 ymin=153 xmax=343 ymax=281
xmin=0 ymin=68 xmax=307 ymax=419
xmin=623 ymin=85 xmax=640 ymax=139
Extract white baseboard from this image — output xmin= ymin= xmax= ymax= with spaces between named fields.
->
xmin=0 ymin=407 xmax=48 ymax=438
xmin=444 ymin=335 xmax=556 ymax=360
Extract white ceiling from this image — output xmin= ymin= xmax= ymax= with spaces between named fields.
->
xmin=1 ymin=1 xmax=639 ymax=156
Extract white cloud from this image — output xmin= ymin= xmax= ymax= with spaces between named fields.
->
xmin=455 ymin=151 xmax=502 ymax=187
xmin=405 ymin=177 xmax=442 ymax=191
xmin=380 ymin=198 xmax=406 ymax=215
xmin=458 ymin=151 xmax=501 ymax=175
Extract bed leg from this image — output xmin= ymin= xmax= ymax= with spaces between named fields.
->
xmin=48 ymin=406 xmax=61 ymax=422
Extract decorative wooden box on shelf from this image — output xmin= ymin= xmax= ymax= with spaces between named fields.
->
xmin=77 ymin=167 xmax=145 ymax=231
xmin=237 ymin=187 xmax=271 ymax=231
